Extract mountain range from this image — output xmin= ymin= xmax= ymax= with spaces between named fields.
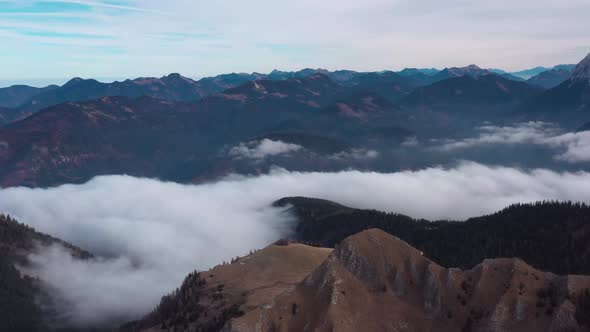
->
xmin=509 ymin=64 xmax=577 ymax=79
xmin=402 ymin=73 xmax=543 ymax=106
xmin=532 ymin=53 xmax=590 ymax=118
xmin=0 ymin=53 xmax=588 ymax=187
xmin=0 ymin=73 xmax=420 ymax=187
xmin=0 ymin=61 xmax=579 ymax=126
xmin=0 ymin=84 xmax=59 ymax=108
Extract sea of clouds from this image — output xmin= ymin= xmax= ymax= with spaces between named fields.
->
xmin=1 ymin=162 xmax=590 ymax=327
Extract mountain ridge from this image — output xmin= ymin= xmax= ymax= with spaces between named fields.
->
xmin=244 ymin=229 xmax=590 ymax=332
xmin=125 ymin=228 xmax=590 ymax=332
xmin=402 ymin=73 xmax=543 ymax=107
xmin=532 ymin=52 xmax=590 ymax=113
xmin=526 ymin=69 xmax=571 ymax=89
xmin=571 ymin=53 xmax=590 ymax=82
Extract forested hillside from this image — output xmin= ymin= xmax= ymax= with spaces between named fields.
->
xmin=276 ymin=198 xmax=590 ymax=274
xmin=0 ymin=214 xmax=92 ymax=332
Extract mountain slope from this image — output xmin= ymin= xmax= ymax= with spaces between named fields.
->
xmin=345 ymin=71 xmax=424 ymax=101
xmin=402 ymin=74 xmax=543 ymax=106
xmin=204 ymin=74 xmax=345 ymax=110
xmin=129 ymin=229 xmax=590 ymax=332
xmin=0 ymin=85 xmax=58 ymax=108
xmin=578 ymin=122 xmax=590 ymax=132
xmin=276 ymin=197 xmax=590 ymax=275
xmin=266 ymin=68 xmax=331 ymax=81
xmin=0 ymin=107 xmax=11 ymax=125
xmin=533 ymin=53 xmax=590 ymax=111
xmin=527 ymin=69 xmax=571 ymax=89
xmin=0 ymin=96 xmax=195 ymax=187
xmin=121 ymin=243 xmax=332 ymax=332
xmin=431 ymin=65 xmax=491 ymax=82
xmin=16 ymin=74 xmax=214 ymax=114
xmin=572 ymin=53 xmax=590 ymax=82
xmin=244 ymin=229 xmax=590 ymax=332
xmin=0 ymin=77 xmax=413 ymax=187
xmin=0 ymin=214 xmax=92 ymax=332
xmin=512 ymin=64 xmax=576 ymax=79
xmin=321 ymin=91 xmax=401 ymax=120
xmin=0 ymin=72 xmax=270 ymax=122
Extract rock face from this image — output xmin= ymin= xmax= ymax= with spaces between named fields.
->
xmin=571 ymin=53 xmax=590 ymax=83
xmin=533 ymin=53 xmax=590 ymax=112
xmin=226 ymin=229 xmax=590 ymax=332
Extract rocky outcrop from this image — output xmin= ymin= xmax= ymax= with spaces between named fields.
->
xmin=228 ymin=229 xmax=590 ymax=332
xmin=571 ymin=53 xmax=590 ymax=83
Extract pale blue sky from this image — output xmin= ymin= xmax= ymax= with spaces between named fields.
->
xmin=1 ymin=0 xmax=589 ymax=86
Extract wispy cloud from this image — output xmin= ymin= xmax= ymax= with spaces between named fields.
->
xmin=229 ymin=139 xmax=304 ymax=160
xmin=1 ymin=0 xmax=589 ymax=83
xmin=59 ymin=0 xmax=162 ymax=13
xmin=328 ymin=148 xmax=379 ymax=160
xmin=436 ymin=122 xmax=590 ymax=163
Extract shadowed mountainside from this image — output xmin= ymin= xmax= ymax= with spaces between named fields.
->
xmin=0 ymin=84 xmax=58 ymax=108
xmin=1 ymin=54 xmax=590 ymax=188
xmin=527 ymin=69 xmax=572 ymax=89
xmin=532 ymin=53 xmax=590 ymax=115
xmin=0 ymin=76 xmax=414 ymax=188
xmin=0 ymin=68 xmax=432 ymax=125
xmin=0 ymin=214 xmax=92 ymax=332
xmin=402 ymin=74 xmax=544 ymax=106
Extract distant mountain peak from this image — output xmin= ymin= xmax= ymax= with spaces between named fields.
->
xmin=526 ymin=68 xmax=572 ymax=89
xmin=398 ymin=68 xmax=439 ymax=77
xmin=571 ymin=53 xmax=590 ymax=82
xmin=161 ymin=73 xmax=193 ymax=83
xmin=464 ymin=64 xmax=482 ymax=70
xmin=164 ymin=72 xmax=184 ymax=78
xmin=432 ymin=65 xmax=491 ymax=82
xmin=63 ymin=77 xmax=85 ymax=86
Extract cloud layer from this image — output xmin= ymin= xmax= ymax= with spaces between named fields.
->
xmin=437 ymin=122 xmax=590 ymax=163
xmin=229 ymin=139 xmax=303 ymax=160
xmin=2 ymin=162 xmax=590 ymax=326
xmin=328 ymin=148 xmax=379 ymax=160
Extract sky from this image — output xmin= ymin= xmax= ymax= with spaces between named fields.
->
xmin=1 ymin=0 xmax=590 ymax=86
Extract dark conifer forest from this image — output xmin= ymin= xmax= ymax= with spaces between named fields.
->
xmin=276 ymin=198 xmax=590 ymax=275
